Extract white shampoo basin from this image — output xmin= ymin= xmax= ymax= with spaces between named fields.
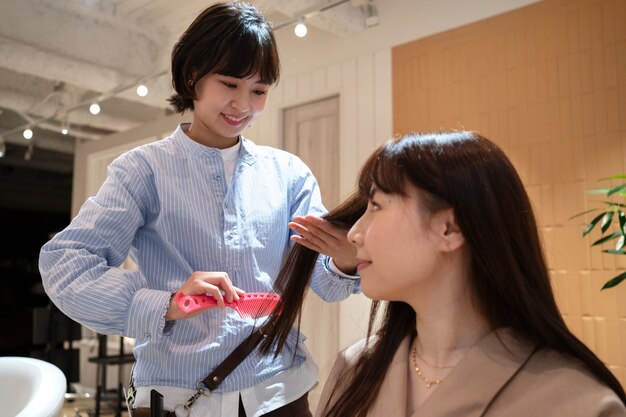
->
xmin=0 ymin=356 xmax=66 ymax=417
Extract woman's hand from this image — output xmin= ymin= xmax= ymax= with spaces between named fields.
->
xmin=288 ymin=215 xmax=358 ymax=275
xmin=165 ymin=271 xmax=245 ymax=320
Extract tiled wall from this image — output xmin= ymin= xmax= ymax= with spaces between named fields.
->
xmin=392 ymin=0 xmax=626 ymax=385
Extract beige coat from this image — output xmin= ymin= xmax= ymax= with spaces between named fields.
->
xmin=315 ymin=328 xmax=626 ymax=417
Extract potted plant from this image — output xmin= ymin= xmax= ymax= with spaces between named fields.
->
xmin=571 ymin=174 xmax=626 ymax=289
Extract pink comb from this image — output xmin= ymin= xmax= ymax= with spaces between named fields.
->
xmin=176 ymin=292 xmax=281 ymax=318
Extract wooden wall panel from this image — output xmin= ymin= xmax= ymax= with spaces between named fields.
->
xmin=393 ymin=0 xmax=626 ymax=386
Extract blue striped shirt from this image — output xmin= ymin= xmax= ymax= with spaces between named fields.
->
xmin=39 ymin=124 xmax=360 ymax=392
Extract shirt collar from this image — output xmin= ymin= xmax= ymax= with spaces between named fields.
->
xmin=171 ymin=123 xmax=256 ymax=166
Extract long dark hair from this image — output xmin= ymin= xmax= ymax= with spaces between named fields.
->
xmin=258 ymin=157 xmax=373 ymax=356
xmin=264 ymin=131 xmax=626 ymax=416
xmin=168 ymin=1 xmax=280 ymax=113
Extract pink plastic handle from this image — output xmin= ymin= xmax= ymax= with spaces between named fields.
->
xmin=175 ymin=292 xmax=281 ymax=315
xmin=175 ymin=292 xmax=220 ymax=314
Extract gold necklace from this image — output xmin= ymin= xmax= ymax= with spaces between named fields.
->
xmin=413 ymin=346 xmax=455 ymax=369
xmin=411 ymin=343 xmax=447 ymax=388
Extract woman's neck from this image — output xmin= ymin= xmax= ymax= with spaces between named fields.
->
xmin=408 ymin=268 xmax=492 ymax=366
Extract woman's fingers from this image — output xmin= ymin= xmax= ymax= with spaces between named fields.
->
xmin=289 ymin=216 xmax=348 ymax=255
xmin=290 ymin=234 xmax=323 ymax=252
xmin=289 ymin=215 xmax=359 ymax=274
xmin=182 ymin=271 xmax=243 ymax=304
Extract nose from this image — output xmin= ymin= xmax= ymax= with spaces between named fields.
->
xmin=347 ymin=221 xmax=363 ymax=247
xmin=231 ymin=90 xmax=250 ymax=113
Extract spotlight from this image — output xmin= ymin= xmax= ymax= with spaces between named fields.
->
xmin=0 ymin=136 xmax=5 ymax=158
xmin=61 ymin=117 xmax=70 ymax=135
xmin=24 ymin=143 xmax=33 ymax=161
xmin=23 ymin=128 xmax=33 ymax=140
xmin=60 ymin=112 xmax=70 ymax=135
xmin=136 ymin=84 xmax=149 ymax=97
xmin=89 ymin=103 xmax=101 ymax=115
xmin=363 ymin=3 xmax=379 ymax=27
xmin=294 ymin=21 xmax=307 ymax=37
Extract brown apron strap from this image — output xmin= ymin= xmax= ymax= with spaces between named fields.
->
xmin=202 ymin=327 xmax=267 ymax=391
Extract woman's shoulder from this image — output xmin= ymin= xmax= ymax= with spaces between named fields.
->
xmin=495 ymin=347 xmax=626 ymax=415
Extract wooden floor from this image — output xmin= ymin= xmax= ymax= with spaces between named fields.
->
xmin=61 ymin=397 xmax=129 ymax=417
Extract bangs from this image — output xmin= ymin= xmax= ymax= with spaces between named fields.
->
xmin=359 ymin=141 xmax=410 ymax=198
xmin=211 ymin=25 xmax=279 ymax=84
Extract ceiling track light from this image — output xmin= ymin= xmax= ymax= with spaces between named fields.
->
xmin=24 ymin=143 xmax=34 ymax=161
xmin=89 ymin=103 xmax=101 ymax=115
xmin=362 ymin=2 xmax=379 ymax=27
xmin=273 ymin=0 xmax=352 ymax=34
xmin=60 ymin=111 xmax=70 ymax=135
xmin=294 ymin=18 xmax=308 ymax=37
xmin=136 ymin=83 xmax=149 ymax=97
xmin=0 ymin=69 xmax=168 ymax=141
xmin=23 ymin=128 xmax=33 ymax=140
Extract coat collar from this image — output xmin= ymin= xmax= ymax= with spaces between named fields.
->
xmin=412 ymin=328 xmax=536 ymax=417
xmin=372 ymin=328 xmax=536 ymax=417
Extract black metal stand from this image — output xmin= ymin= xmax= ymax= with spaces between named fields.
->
xmin=88 ymin=334 xmax=135 ymax=417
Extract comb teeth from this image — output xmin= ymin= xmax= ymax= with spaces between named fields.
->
xmin=232 ymin=293 xmax=281 ymax=318
xmin=176 ymin=292 xmax=281 ymax=318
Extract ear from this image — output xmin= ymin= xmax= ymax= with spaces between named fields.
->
xmin=436 ymin=208 xmax=464 ymax=252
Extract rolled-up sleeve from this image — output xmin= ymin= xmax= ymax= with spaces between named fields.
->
xmin=39 ymin=153 xmax=170 ymax=340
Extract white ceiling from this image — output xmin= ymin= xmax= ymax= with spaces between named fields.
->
xmin=0 ymin=0 xmax=376 ymax=158
xmin=0 ymin=0 xmax=539 ymax=167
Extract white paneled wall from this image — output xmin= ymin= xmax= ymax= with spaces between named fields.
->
xmin=244 ymin=47 xmax=393 ymax=350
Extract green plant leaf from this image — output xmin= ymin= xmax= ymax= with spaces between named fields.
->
xmin=601 ymin=271 xmax=626 ymax=290
xmin=583 ymin=212 xmax=609 ymax=236
xmin=607 ymin=183 xmax=626 ymax=196
xmin=599 ymin=201 xmax=626 ymax=209
xmin=585 ymin=188 xmax=611 ymax=195
xmin=592 ymin=231 xmax=622 ymax=246
xmin=599 ymin=174 xmax=626 ymax=181
xmin=603 ymin=249 xmax=626 ymax=254
xmin=620 ymin=212 xmax=626 ymax=234
xmin=600 ymin=212 xmax=614 ymax=233
xmin=569 ymin=208 xmax=599 ymax=220
xmin=616 ymin=235 xmax=625 ymax=251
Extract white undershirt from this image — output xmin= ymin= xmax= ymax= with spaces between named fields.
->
xmin=220 ymin=139 xmax=240 ymax=187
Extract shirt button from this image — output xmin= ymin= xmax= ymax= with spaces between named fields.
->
xmin=210 ymin=151 xmax=217 ymax=156
xmin=144 ymin=332 xmax=151 ymax=339
xmin=229 ymin=232 xmax=235 ymax=238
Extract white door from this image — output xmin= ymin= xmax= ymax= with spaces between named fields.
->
xmin=283 ymin=95 xmax=340 ymax=411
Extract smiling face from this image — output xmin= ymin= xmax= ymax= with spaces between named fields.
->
xmin=347 ymin=186 xmax=449 ymax=302
xmin=187 ymin=72 xmax=270 ymax=148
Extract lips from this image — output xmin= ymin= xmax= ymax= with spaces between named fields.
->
xmin=222 ymin=113 xmax=248 ymax=126
xmin=356 ymin=260 xmax=371 ymax=272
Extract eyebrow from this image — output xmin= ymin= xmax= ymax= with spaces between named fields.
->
xmin=217 ymin=74 xmax=270 ymax=86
